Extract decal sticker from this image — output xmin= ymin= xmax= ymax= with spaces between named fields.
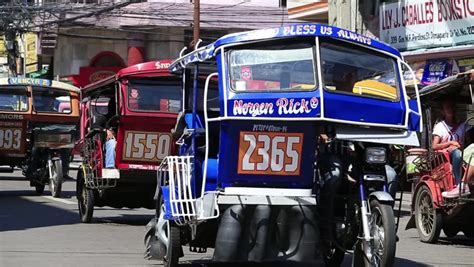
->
xmin=232 ymin=97 xmax=319 ymax=117
xmin=238 ymin=131 xmax=304 ymax=176
xmin=123 ymin=131 xmax=172 ymax=162
xmin=8 ymin=77 xmax=52 ymax=87
xmin=241 ymin=66 xmax=252 ymax=81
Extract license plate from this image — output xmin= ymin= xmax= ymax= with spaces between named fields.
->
xmin=123 ymin=131 xmax=172 ymax=162
xmin=238 ymin=131 xmax=304 ymax=176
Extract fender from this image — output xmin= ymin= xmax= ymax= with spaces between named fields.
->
xmin=369 ymin=191 xmax=394 ymax=204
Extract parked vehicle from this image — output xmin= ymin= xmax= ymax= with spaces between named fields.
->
xmin=144 ymin=24 xmax=422 ymax=267
xmin=76 ymin=60 xmax=182 ymax=223
xmin=0 ymin=77 xmax=80 ymax=197
xmin=406 ymin=70 xmax=474 ymax=242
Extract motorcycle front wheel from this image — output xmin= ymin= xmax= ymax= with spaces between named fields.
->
xmin=354 ymin=200 xmax=396 ymax=267
xmin=49 ymin=159 xmax=63 ymax=198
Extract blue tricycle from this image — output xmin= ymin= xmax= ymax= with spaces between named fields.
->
xmin=144 ymin=23 xmax=422 ymax=267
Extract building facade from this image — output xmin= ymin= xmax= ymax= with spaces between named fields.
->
xmin=49 ymin=0 xmax=296 ymax=87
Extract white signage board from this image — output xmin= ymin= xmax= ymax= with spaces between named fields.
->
xmin=379 ymin=0 xmax=474 ymax=51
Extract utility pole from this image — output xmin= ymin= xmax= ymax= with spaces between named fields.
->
xmin=192 ymin=0 xmax=200 ymax=50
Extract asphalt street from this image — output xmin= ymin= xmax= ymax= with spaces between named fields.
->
xmin=0 ymin=169 xmax=473 ymax=267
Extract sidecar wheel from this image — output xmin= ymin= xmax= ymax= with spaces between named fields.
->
xmin=415 ymin=185 xmax=442 ymax=243
xmin=76 ymin=168 xmax=94 ymax=223
xmin=35 ymin=184 xmax=45 ymax=194
xmin=49 ymin=160 xmax=63 ymax=198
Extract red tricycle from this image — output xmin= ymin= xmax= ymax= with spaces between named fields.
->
xmin=406 ymin=70 xmax=474 ymax=242
xmin=76 ymin=60 xmax=182 ymax=223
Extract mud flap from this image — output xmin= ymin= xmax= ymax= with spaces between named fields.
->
xmin=405 ymin=214 xmax=416 ymax=230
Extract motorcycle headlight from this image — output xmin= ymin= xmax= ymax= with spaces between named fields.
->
xmin=365 ymin=147 xmax=387 ymax=164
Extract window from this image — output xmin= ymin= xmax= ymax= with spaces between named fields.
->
xmin=33 ymin=87 xmax=71 ymax=113
xmin=320 ymin=40 xmax=400 ymax=101
xmin=0 ymin=87 xmax=28 ymax=112
xmin=127 ymin=79 xmax=182 ymax=113
xmin=229 ymin=41 xmax=316 ymax=92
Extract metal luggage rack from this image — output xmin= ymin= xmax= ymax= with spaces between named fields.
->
xmin=158 ymin=156 xmax=219 ymax=226
xmin=82 ymin=165 xmax=118 ymax=190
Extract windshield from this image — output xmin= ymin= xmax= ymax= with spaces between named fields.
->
xmin=0 ymin=87 xmax=29 ymax=112
xmin=320 ymin=40 xmax=400 ymax=101
xmin=127 ymin=80 xmax=182 ymax=113
xmin=229 ymin=41 xmax=316 ymax=91
xmin=33 ymin=87 xmax=72 ymax=113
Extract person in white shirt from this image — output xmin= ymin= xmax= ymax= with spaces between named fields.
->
xmin=432 ymin=99 xmax=467 ymax=196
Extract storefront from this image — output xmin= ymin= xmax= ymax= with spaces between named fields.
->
xmin=379 ymin=0 xmax=474 ymax=86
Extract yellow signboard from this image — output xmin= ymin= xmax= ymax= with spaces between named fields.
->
xmin=0 ymin=36 xmax=6 ymax=56
xmin=25 ymin=33 xmax=38 ymax=73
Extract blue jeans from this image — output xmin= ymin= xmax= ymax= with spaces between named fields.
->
xmin=451 ymin=149 xmax=462 ymax=184
xmin=105 ymin=139 xmax=117 ymax=168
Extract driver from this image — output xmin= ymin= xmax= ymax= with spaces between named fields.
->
xmin=433 ymin=98 xmax=467 ymax=194
xmin=334 ymin=64 xmax=358 ymax=93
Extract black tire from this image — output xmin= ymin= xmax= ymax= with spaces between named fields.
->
xmin=414 ymin=185 xmax=442 ymax=243
xmin=164 ymin=222 xmax=181 ymax=267
xmin=322 ymin=241 xmax=345 ymax=267
xmin=35 ymin=184 xmax=45 ymax=194
xmin=76 ymin=167 xmax=94 ymax=223
xmin=462 ymin=228 xmax=474 ymax=238
xmin=49 ymin=159 xmax=63 ymax=198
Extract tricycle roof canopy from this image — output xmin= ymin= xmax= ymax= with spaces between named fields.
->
xmin=82 ymin=60 xmax=174 ymax=94
xmin=0 ymin=77 xmax=80 ymax=93
xmin=418 ymin=70 xmax=474 ymax=105
xmin=170 ymin=23 xmax=402 ymax=72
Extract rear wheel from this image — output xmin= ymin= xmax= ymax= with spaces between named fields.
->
xmin=49 ymin=159 xmax=63 ymax=198
xmin=76 ymin=167 xmax=94 ymax=223
xmin=415 ymin=185 xmax=442 ymax=243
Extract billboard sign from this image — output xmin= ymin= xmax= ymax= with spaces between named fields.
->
xmin=380 ymin=0 xmax=474 ymax=51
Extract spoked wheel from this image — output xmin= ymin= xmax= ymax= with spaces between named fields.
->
xmin=354 ymin=200 xmax=396 ymax=267
xmin=415 ymin=185 xmax=442 ymax=243
xmin=49 ymin=159 xmax=63 ymax=198
xmin=76 ymin=166 xmax=94 ymax=223
xmin=322 ymin=240 xmax=345 ymax=267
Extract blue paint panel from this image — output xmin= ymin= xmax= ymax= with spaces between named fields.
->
xmin=218 ymin=120 xmax=316 ymax=189
xmin=408 ymin=99 xmax=421 ymax=132
xmin=161 ymin=186 xmax=173 ymax=220
xmin=323 ymin=91 xmax=405 ymax=125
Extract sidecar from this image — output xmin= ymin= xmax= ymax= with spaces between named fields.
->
xmin=145 ymin=24 xmax=422 ymax=266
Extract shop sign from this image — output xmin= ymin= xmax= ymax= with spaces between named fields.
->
xmin=457 ymin=57 xmax=474 ymax=71
xmin=421 ymin=59 xmax=459 ymax=85
xmin=380 ymin=0 xmax=474 ymax=51
xmin=25 ymin=33 xmax=38 ymax=74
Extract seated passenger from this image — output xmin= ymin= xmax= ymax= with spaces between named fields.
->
xmin=129 ymin=88 xmax=140 ymax=110
xmin=432 ymin=99 xmax=466 ymax=191
xmin=443 ymin=143 xmax=473 ymax=198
